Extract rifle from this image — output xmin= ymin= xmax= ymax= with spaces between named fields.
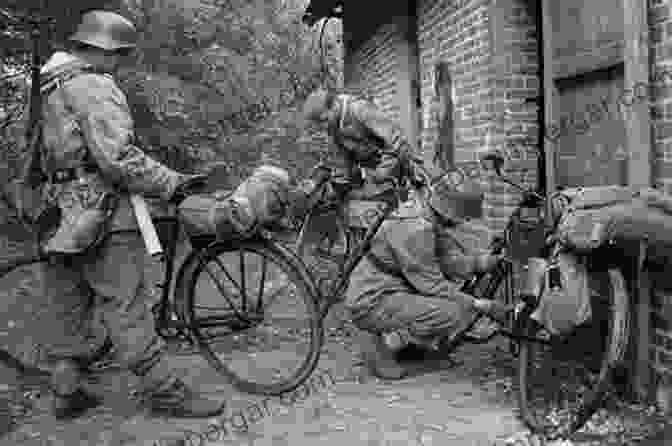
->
xmin=12 ymin=11 xmax=51 ymax=229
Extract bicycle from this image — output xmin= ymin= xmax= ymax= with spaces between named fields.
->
xmin=293 ymin=152 xmax=631 ymax=440
xmin=465 ymin=152 xmax=631 ymax=439
xmin=0 ymin=191 xmax=324 ymax=397
xmin=293 ymin=161 xmax=433 ymax=318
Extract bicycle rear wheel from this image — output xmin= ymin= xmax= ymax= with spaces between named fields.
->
xmin=517 ymin=268 xmax=630 ymax=438
xmin=174 ymin=237 xmax=323 ymax=396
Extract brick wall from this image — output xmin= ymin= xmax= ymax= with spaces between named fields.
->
xmin=345 ymin=22 xmax=402 ymax=123
xmin=650 ymin=0 xmax=672 ymax=389
xmin=416 ymin=0 xmax=495 ymax=250
xmin=485 ymin=0 xmax=539 ymax=231
xmin=417 ymin=0 xmax=493 ymax=166
xmin=416 ymin=0 xmax=539 ymax=250
xmin=340 ymin=0 xmax=672 ymax=397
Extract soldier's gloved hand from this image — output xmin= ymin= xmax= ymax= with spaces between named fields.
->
xmin=171 ymin=174 xmax=208 ymax=204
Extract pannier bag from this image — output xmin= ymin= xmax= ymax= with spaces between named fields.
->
xmin=178 ymin=193 xmax=255 ymax=239
xmin=178 ymin=165 xmax=291 ymax=239
xmin=557 ymin=196 xmax=672 ymax=254
xmin=529 ymin=253 xmax=592 ymax=336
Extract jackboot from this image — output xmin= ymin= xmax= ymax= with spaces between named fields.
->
xmin=357 ymin=330 xmax=408 ymax=380
xmin=50 ymin=359 xmax=101 ymax=420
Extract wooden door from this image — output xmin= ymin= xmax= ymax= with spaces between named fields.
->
xmin=555 ymin=65 xmax=628 ymax=188
xmin=550 ymin=0 xmax=626 ymax=189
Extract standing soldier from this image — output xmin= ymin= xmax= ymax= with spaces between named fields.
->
xmin=14 ymin=10 xmax=223 ymax=419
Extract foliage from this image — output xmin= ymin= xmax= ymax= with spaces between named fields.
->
xmin=0 ymin=0 xmax=343 ymax=217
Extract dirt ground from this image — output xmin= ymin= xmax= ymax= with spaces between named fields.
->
xmin=0 ymin=221 xmax=669 ymax=446
xmin=0 ymin=307 xmax=667 ymax=446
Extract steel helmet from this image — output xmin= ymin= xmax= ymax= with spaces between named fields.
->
xmin=69 ymin=10 xmax=137 ymax=51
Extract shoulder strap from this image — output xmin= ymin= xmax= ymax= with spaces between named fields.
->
xmin=19 ymin=63 xmax=99 ymax=187
xmin=40 ymin=63 xmax=98 ymax=98
xmin=30 ymin=63 xmax=99 ymax=138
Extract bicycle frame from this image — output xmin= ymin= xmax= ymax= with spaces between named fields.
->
xmin=152 ymin=213 xmax=277 ymax=340
xmin=295 ymin=163 xmax=430 ymax=319
xmin=151 ymin=214 xmax=189 ymax=339
xmin=317 ymin=196 xmax=397 ymax=318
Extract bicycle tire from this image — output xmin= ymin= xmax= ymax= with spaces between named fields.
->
xmin=516 ymin=268 xmax=630 ymax=438
xmin=174 ymin=237 xmax=324 ymax=396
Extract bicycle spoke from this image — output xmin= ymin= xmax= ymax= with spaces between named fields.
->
xmin=210 ymin=256 xmax=243 ymax=294
xmin=179 ymin=240 xmax=322 ymax=395
xmin=239 ymin=248 xmax=247 ymax=312
xmin=202 ymin=260 xmax=247 ymax=321
xmin=256 ymin=255 xmax=268 ymax=312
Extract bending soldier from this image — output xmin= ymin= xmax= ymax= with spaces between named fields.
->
xmin=302 ymin=87 xmax=422 ymax=204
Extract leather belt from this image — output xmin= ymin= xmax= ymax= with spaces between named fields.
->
xmin=49 ymin=165 xmax=97 ymax=183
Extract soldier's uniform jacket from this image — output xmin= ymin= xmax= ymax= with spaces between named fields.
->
xmin=344 ymin=200 xmax=484 ymax=320
xmin=22 ymin=51 xmax=186 ymax=252
xmin=327 ymin=94 xmax=413 ymax=195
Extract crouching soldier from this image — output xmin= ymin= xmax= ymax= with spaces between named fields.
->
xmin=344 ymin=175 xmax=513 ymax=379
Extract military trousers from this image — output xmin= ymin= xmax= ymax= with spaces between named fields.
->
xmin=17 ymin=231 xmax=176 ymax=393
xmin=349 ymin=290 xmax=478 ymax=349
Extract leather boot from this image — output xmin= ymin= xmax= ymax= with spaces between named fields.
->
xmin=51 ymin=359 xmax=100 ymax=420
xmin=357 ymin=330 xmax=408 ymax=380
xmin=144 ymin=378 xmax=225 ymax=419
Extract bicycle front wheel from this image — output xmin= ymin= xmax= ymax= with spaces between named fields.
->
xmin=174 ymin=237 xmax=323 ymax=395
xmin=517 ymin=268 xmax=630 ymax=438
